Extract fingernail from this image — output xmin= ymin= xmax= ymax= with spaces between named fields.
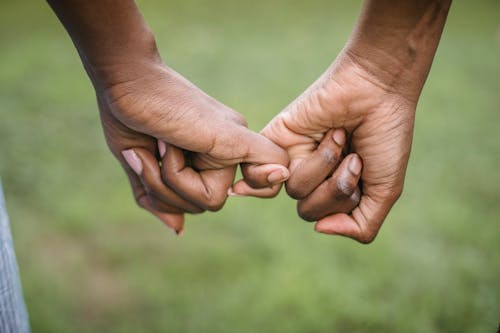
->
xmin=267 ymin=168 xmax=289 ymax=185
xmin=227 ymin=188 xmax=244 ymax=197
xmin=175 ymin=228 xmax=184 ymax=236
xmin=157 ymin=140 xmax=166 ymax=158
xmin=122 ymin=149 xmax=143 ymax=175
xmin=332 ymin=129 xmax=346 ymax=146
xmin=348 ymin=155 xmax=362 ymax=175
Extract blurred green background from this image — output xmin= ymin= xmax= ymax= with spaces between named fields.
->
xmin=1 ymin=0 xmax=499 ymax=332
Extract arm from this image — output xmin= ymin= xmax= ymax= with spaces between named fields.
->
xmin=314 ymin=0 xmax=452 ymax=242
xmin=47 ymin=0 xmax=160 ymax=90
xmin=47 ymin=0 xmax=289 ymax=233
xmin=236 ymin=0 xmax=451 ymax=243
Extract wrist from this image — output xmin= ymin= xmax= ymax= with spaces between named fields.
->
xmin=47 ymin=0 xmax=164 ymax=90
xmin=343 ymin=0 xmax=451 ymax=102
xmin=341 ymin=45 xmax=421 ymax=102
xmin=80 ymin=30 xmax=163 ymax=90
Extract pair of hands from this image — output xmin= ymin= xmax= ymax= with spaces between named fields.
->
xmin=47 ymin=0 xmax=450 ymax=244
xmin=99 ymin=50 xmax=415 ymax=243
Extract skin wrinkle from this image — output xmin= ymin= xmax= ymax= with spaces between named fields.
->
xmin=287 ymin=141 xmax=341 ymax=199
xmin=319 ymin=148 xmax=336 ymax=166
xmin=283 ymin=87 xmax=322 ymax=136
xmin=335 ymin=178 xmax=356 ymax=200
xmin=162 ymin=149 xmax=230 ymax=211
xmin=352 ymin=200 xmax=374 ymax=242
xmin=350 ymin=188 xmax=361 ymax=205
xmin=199 ymin=179 xmax=220 ymax=210
xmin=48 ymin=0 xmax=295 ymax=231
xmin=136 ymin=149 xmax=205 ymax=213
xmin=106 ymin=81 xmax=156 ymax=126
xmin=344 ymin=50 xmax=405 ymax=97
xmin=316 ymin=85 xmax=342 ymax=129
xmin=280 ymin=114 xmax=316 ymax=149
xmin=245 ymin=0 xmax=450 ymax=243
xmin=96 ymin=57 xmax=163 ymax=90
xmin=47 ymin=0 xmax=451 ymax=241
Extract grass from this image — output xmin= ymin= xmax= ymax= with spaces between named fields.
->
xmin=0 ymin=0 xmax=499 ymax=332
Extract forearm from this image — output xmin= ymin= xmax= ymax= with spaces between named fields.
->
xmin=344 ymin=0 xmax=452 ymax=101
xmin=47 ymin=0 xmax=162 ymax=89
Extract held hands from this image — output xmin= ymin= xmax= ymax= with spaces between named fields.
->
xmin=99 ymin=52 xmax=416 ymax=244
xmin=103 ymin=53 xmax=416 ymax=244
xmin=48 ymin=0 xmax=449 ymax=243
xmin=82 ymin=0 xmax=441 ymax=244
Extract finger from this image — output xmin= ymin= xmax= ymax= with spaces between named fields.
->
xmin=119 ymin=161 xmax=185 ymax=234
xmin=314 ymin=180 xmax=403 ymax=244
xmin=297 ymin=154 xmax=362 ymax=221
xmin=122 ymin=148 xmax=204 ymax=214
xmin=211 ymin=127 xmax=290 ymax=188
xmin=224 ymin=126 xmax=290 ymax=166
xmin=228 ymin=179 xmax=283 ymax=198
xmin=136 ymin=195 xmax=186 ymax=235
xmin=284 ymin=128 xmax=346 ymax=199
xmin=161 ymin=143 xmax=236 ymax=211
xmin=232 ymin=162 xmax=288 ymax=198
xmin=239 ymin=163 xmax=290 ymax=189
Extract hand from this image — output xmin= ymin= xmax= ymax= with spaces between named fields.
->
xmin=48 ymin=0 xmax=448 ymax=239
xmin=235 ymin=52 xmax=416 ymax=243
xmin=47 ymin=0 xmax=289 ymax=234
xmin=235 ymin=0 xmax=450 ymax=243
xmin=98 ymin=62 xmax=289 ymax=234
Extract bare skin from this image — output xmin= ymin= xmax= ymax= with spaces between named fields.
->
xmin=47 ymin=0 xmax=451 ymax=241
xmin=47 ymin=0 xmax=292 ymax=233
xmin=236 ymin=0 xmax=452 ymax=243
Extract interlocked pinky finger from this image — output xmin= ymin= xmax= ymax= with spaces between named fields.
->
xmin=229 ymin=179 xmax=283 ymax=198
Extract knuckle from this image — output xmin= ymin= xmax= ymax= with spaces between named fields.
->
xmin=297 ymin=203 xmax=318 ymax=222
xmin=135 ymin=195 xmax=148 ymax=210
xmin=205 ymin=201 xmax=225 ymax=212
xmin=392 ymin=185 xmax=404 ymax=201
xmin=285 ymin=182 xmax=308 ymax=200
xmin=357 ymin=233 xmax=377 ymax=245
xmin=382 ymin=186 xmax=403 ymax=203
xmin=161 ymin=168 xmax=177 ymax=187
xmin=319 ymin=147 xmax=339 ymax=165
xmin=381 ymin=183 xmax=404 ymax=202
xmin=234 ymin=113 xmax=248 ymax=127
xmin=186 ymin=206 xmax=205 ymax=214
xmin=335 ymin=179 xmax=356 ymax=200
xmin=357 ymin=230 xmax=378 ymax=244
xmin=350 ymin=188 xmax=361 ymax=206
xmin=203 ymin=193 xmax=227 ymax=212
xmin=149 ymin=198 xmax=164 ymax=211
